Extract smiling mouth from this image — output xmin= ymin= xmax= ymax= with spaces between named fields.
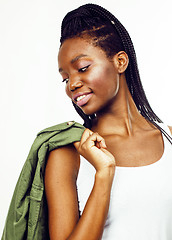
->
xmin=75 ymin=93 xmax=93 ymax=107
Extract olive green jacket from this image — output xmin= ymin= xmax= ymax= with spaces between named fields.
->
xmin=2 ymin=121 xmax=85 ymax=240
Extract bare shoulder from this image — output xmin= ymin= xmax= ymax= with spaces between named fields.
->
xmin=45 ymin=143 xmax=80 ymax=182
xmin=168 ymin=126 xmax=172 ymax=135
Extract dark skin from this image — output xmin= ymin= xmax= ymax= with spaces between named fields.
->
xmin=45 ymin=37 xmax=172 ymax=240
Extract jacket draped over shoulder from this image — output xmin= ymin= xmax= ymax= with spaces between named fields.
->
xmin=2 ymin=121 xmax=85 ymax=240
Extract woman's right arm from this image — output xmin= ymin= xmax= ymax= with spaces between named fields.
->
xmin=45 ymin=129 xmax=116 ymax=240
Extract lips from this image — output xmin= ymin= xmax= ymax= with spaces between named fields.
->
xmin=73 ymin=92 xmax=93 ymax=107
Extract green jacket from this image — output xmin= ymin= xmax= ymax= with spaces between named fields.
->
xmin=2 ymin=121 xmax=85 ymax=240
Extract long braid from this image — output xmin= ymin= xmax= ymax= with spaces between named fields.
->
xmin=60 ymin=4 xmax=165 ymax=131
xmin=84 ymin=4 xmax=162 ymax=123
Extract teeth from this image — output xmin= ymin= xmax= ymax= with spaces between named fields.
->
xmin=76 ymin=95 xmax=86 ymax=102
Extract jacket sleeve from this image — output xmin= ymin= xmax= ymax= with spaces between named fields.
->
xmin=1 ymin=121 xmax=85 ymax=240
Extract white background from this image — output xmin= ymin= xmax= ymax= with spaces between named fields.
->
xmin=0 ymin=0 xmax=172 ymax=236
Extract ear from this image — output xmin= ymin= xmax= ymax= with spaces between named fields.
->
xmin=113 ymin=51 xmax=129 ymax=73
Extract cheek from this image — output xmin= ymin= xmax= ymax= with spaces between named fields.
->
xmin=65 ymin=85 xmax=71 ymax=98
xmin=90 ymin=66 xmax=118 ymax=95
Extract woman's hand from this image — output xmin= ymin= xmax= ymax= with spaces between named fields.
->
xmin=74 ymin=128 xmax=116 ymax=172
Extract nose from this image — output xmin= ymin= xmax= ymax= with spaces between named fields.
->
xmin=69 ymin=76 xmax=83 ymax=91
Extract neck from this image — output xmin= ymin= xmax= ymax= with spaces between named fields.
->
xmin=91 ymin=75 xmax=152 ymax=136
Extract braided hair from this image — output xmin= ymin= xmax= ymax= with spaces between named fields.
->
xmin=60 ymin=3 xmax=163 ymax=130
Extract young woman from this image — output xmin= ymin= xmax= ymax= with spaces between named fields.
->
xmin=45 ymin=3 xmax=172 ymax=240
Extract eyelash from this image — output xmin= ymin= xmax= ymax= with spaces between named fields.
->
xmin=62 ymin=65 xmax=90 ymax=83
xmin=62 ymin=78 xmax=69 ymax=83
xmin=78 ymin=65 xmax=90 ymax=72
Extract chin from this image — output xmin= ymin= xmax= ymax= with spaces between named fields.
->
xmin=81 ymin=105 xmax=98 ymax=116
xmin=80 ymin=106 xmax=93 ymax=115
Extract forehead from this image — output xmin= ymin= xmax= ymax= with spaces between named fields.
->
xmin=58 ymin=37 xmax=106 ymax=65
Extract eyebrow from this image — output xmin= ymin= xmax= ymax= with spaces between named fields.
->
xmin=59 ymin=54 xmax=88 ymax=72
xmin=71 ymin=54 xmax=88 ymax=63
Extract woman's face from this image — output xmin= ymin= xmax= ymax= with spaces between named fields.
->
xmin=58 ymin=37 xmax=120 ymax=116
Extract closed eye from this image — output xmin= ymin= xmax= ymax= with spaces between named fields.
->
xmin=78 ymin=65 xmax=90 ymax=73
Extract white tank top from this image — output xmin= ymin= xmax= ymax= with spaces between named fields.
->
xmin=77 ymin=124 xmax=172 ymax=240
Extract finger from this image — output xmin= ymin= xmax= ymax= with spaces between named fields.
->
xmin=80 ymin=128 xmax=94 ymax=144
xmin=73 ymin=141 xmax=80 ymax=149
xmin=95 ymin=141 xmax=101 ymax=149
xmin=99 ymin=139 xmax=107 ymax=149
xmin=93 ymin=133 xmax=107 ymax=148
xmin=95 ymin=138 xmax=107 ymax=149
xmin=87 ymin=133 xmax=107 ymax=149
xmin=73 ymin=128 xmax=93 ymax=150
